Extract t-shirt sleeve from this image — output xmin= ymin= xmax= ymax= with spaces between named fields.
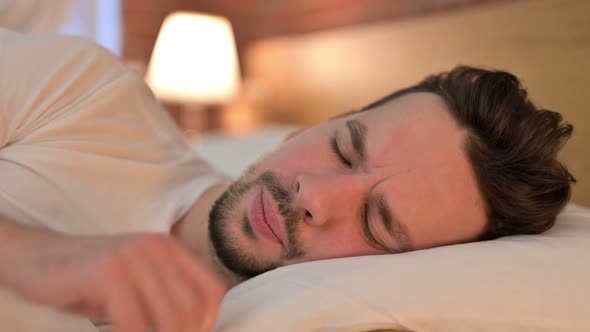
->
xmin=0 ymin=29 xmax=228 ymax=234
xmin=0 ymin=29 xmax=126 ymax=148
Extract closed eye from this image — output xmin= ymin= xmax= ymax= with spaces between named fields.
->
xmin=331 ymin=133 xmax=386 ymax=250
xmin=361 ymin=203 xmax=388 ymax=251
xmin=330 ymin=135 xmax=352 ymax=168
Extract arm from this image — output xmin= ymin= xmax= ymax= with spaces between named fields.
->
xmin=0 ymin=30 xmax=226 ymax=331
xmin=0 ymin=219 xmax=226 ymax=332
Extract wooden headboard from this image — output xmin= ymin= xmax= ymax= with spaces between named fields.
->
xmin=244 ymin=0 xmax=589 ymax=206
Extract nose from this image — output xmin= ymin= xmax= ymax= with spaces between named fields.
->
xmin=294 ymin=172 xmax=367 ymax=227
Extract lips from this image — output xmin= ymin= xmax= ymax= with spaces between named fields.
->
xmin=249 ymin=188 xmax=283 ymax=246
xmin=260 ymin=189 xmax=284 ymax=246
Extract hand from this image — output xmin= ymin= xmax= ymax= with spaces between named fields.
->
xmin=12 ymin=233 xmax=226 ymax=332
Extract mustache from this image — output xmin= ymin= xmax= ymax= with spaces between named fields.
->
xmin=257 ymin=171 xmax=304 ymax=260
xmin=258 ymin=171 xmax=293 ymax=217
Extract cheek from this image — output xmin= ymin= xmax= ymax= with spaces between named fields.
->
xmin=289 ymin=227 xmax=381 ymax=264
xmin=387 ymin=171 xmax=485 ymax=249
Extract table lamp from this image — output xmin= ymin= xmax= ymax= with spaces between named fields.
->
xmin=145 ymin=12 xmax=240 ymax=133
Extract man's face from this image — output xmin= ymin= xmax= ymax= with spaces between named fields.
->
xmin=209 ymin=92 xmax=487 ymax=279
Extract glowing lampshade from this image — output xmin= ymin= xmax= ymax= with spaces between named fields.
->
xmin=146 ymin=12 xmax=240 ymax=104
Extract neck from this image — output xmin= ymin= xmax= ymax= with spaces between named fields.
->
xmin=171 ymin=181 xmax=242 ymax=288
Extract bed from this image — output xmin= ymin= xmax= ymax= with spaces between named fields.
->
xmin=2 ymin=126 xmax=589 ymax=332
xmin=1 ymin=0 xmax=589 ymax=329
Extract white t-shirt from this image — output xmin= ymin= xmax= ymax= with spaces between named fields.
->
xmin=0 ymin=29 xmax=227 ymax=235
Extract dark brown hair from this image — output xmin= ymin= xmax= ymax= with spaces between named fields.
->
xmin=359 ymin=66 xmax=576 ymax=240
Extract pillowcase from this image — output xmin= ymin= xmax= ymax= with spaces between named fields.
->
xmin=214 ymin=203 xmax=590 ymax=332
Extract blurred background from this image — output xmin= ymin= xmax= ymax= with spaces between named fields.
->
xmin=0 ymin=0 xmax=588 ymax=205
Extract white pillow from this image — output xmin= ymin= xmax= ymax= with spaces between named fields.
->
xmin=214 ymin=203 xmax=590 ymax=332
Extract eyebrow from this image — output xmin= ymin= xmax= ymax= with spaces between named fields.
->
xmin=376 ymin=194 xmax=414 ymax=252
xmin=345 ymin=119 xmax=368 ymax=162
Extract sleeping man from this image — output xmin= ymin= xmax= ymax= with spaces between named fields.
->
xmin=0 ymin=30 xmax=575 ymax=332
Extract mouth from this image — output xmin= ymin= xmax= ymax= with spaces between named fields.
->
xmin=249 ymin=188 xmax=284 ymax=246
xmin=261 ymin=188 xmax=285 ymax=246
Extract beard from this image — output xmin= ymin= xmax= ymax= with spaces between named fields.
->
xmin=208 ymin=169 xmax=305 ymax=280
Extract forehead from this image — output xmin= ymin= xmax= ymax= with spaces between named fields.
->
xmin=353 ymin=92 xmax=463 ymax=165
xmin=345 ymin=92 xmax=486 ymax=247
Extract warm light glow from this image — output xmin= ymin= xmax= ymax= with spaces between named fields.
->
xmin=146 ymin=12 xmax=240 ymax=104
